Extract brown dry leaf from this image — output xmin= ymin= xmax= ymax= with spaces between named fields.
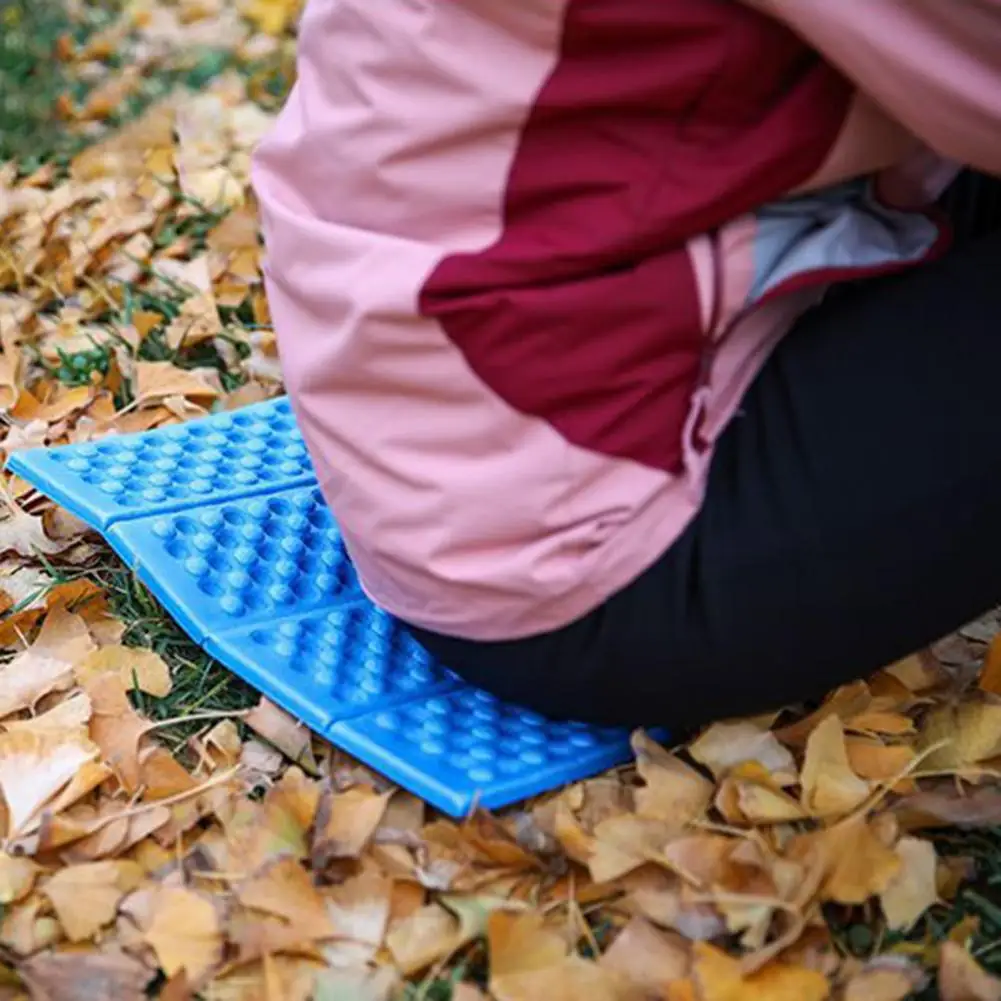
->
xmin=82 ymin=672 xmax=151 ymax=791
xmin=0 ymin=577 xmax=107 ymax=649
xmin=201 ymin=719 xmax=243 ymax=768
xmin=487 ymin=910 xmax=570 ymax=1000
xmin=776 ymin=682 xmax=873 ymax=746
xmin=884 ymin=652 xmax=944 ymax=692
xmin=0 ymin=853 xmax=39 ymax=905
xmin=0 ymin=351 xmax=18 ymax=410
xmin=692 ymin=942 xmax=830 ymax=1001
xmin=312 ymin=966 xmax=399 ymax=1001
xmin=895 ymin=783 xmax=1001 ymax=830
xmin=841 ymin=956 xmax=927 ymax=1001
xmin=939 ymin=941 xmax=1001 ymax=1001
xmin=600 ymin=916 xmax=690 ymax=993
xmin=312 ymin=786 xmax=391 ymax=866
xmin=387 ymin=896 xmax=515 ymax=976
xmin=689 ymin=721 xmax=797 ymax=785
xmin=139 ymin=745 xmax=199 ymax=799
xmin=322 ymin=870 xmax=393 ymax=967
xmin=0 ymin=505 xmax=78 ymax=561
xmin=623 ymin=866 xmax=728 ymax=941
xmin=7 ymin=692 xmax=93 ymax=748
xmin=844 ymin=738 xmax=916 ymax=789
xmin=237 ymin=856 xmax=334 ymax=936
xmin=805 ymin=815 xmax=901 ymax=905
xmin=588 ymin=814 xmax=673 ymax=883
xmin=75 ymin=645 xmax=172 ymax=698
xmin=716 ymin=763 xmax=808 ymax=825
xmin=879 ymin=837 xmax=939 ymax=931
xmin=0 ymin=893 xmax=62 ymax=956
xmin=800 ymin=715 xmax=871 ymax=817
xmin=244 ymin=698 xmax=318 ymax=772
xmin=0 ymin=728 xmax=99 ymax=838
xmin=631 ymin=731 xmax=713 ymax=828
xmin=919 ymin=700 xmax=1001 ymax=771
xmin=939 ymin=857 xmax=978 ymax=902
xmin=144 ymin=886 xmax=223 ymax=983
xmin=42 ymin=860 xmax=144 ymax=942
xmin=978 ymin=635 xmax=1001 ymax=696
xmin=845 ymin=710 xmax=915 ymax=736
xmin=134 ymin=361 xmax=221 ymax=406
xmin=19 ymin=948 xmax=155 ymax=1001
xmin=0 ymin=608 xmax=93 ymax=719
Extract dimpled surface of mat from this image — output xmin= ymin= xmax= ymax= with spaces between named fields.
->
xmin=7 ymin=398 xmax=655 ymax=815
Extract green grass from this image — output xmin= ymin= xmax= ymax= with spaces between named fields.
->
xmin=0 ymin=0 xmax=77 ymax=163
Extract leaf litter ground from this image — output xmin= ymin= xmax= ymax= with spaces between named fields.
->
xmin=4 ymin=3 xmax=1001 ymax=999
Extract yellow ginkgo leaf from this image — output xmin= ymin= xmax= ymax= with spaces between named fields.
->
xmin=692 ymin=942 xmax=830 ymax=1001
xmin=0 ymin=728 xmax=99 ymax=838
xmin=880 ymin=837 xmax=939 ymax=931
xmin=144 ymin=886 xmax=223 ymax=982
xmin=919 ymin=700 xmax=1001 ymax=772
xmin=632 ymin=731 xmax=713 ymax=829
xmin=42 ymin=860 xmax=143 ymax=942
xmin=800 ymin=715 xmax=871 ymax=817
xmin=75 ymin=645 xmax=172 ymax=698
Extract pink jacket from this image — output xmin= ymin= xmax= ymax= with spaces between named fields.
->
xmin=253 ymin=0 xmax=1001 ymax=641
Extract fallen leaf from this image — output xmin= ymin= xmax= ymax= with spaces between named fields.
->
xmin=631 ymin=731 xmax=713 ymax=828
xmin=800 ymin=715 xmax=871 ymax=817
xmin=42 ymin=861 xmax=143 ymax=941
xmin=919 ymin=701 xmax=1001 ymax=771
xmin=134 ymin=361 xmax=221 ymax=406
xmin=76 ymin=644 xmax=172 ymax=697
xmin=387 ymin=896 xmax=515 ymax=976
xmin=717 ymin=767 xmax=808 ymax=825
xmin=939 ymin=856 xmax=978 ymax=901
xmin=0 ymin=506 xmax=75 ymax=560
xmin=844 ymin=738 xmax=916 ymax=789
xmin=19 ymin=948 xmax=155 ymax=1001
xmin=0 ymin=728 xmax=99 ymax=837
xmin=600 ymin=916 xmax=690 ymax=992
xmin=323 ymin=870 xmax=393 ymax=967
xmin=775 ymin=682 xmax=873 ymax=746
xmin=313 ymin=966 xmax=399 ymax=1001
xmin=879 ymin=837 xmax=939 ymax=931
xmin=979 ymin=636 xmax=1001 ymax=697
xmin=0 ymin=893 xmax=62 ymax=955
xmin=689 ymin=722 xmax=797 ymax=785
xmin=5 ymin=691 xmax=93 ymax=736
xmin=0 ymin=852 xmax=38 ymax=904
xmin=692 ymin=942 xmax=830 ymax=1001
xmin=244 ymin=698 xmax=317 ymax=773
xmin=312 ymin=786 xmax=391 ymax=866
xmin=623 ymin=867 xmax=728 ymax=941
xmin=144 ymin=886 xmax=223 ymax=983
xmin=139 ymin=745 xmax=199 ymax=799
xmin=845 ymin=711 xmax=915 ymax=737
xmin=884 ymin=653 xmax=944 ymax=692
xmin=939 ymin=941 xmax=1001 ymax=1001
xmin=896 ymin=784 xmax=1001 ymax=830
xmin=588 ymin=815 xmax=672 ymax=883
xmin=842 ymin=956 xmax=927 ymax=1001
xmin=81 ymin=672 xmax=150 ymax=791
xmin=238 ymin=856 xmax=333 ymax=935
xmin=801 ymin=816 xmax=901 ymax=905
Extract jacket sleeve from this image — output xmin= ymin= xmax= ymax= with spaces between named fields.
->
xmin=738 ymin=0 xmax=1001 ymax=176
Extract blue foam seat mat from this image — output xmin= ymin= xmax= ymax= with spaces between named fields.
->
xmin=7 ymin=398 xmax=661 ymax=816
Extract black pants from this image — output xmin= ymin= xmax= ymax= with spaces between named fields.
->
xmin=410 ymin=192 xmax=1001 ymax=732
